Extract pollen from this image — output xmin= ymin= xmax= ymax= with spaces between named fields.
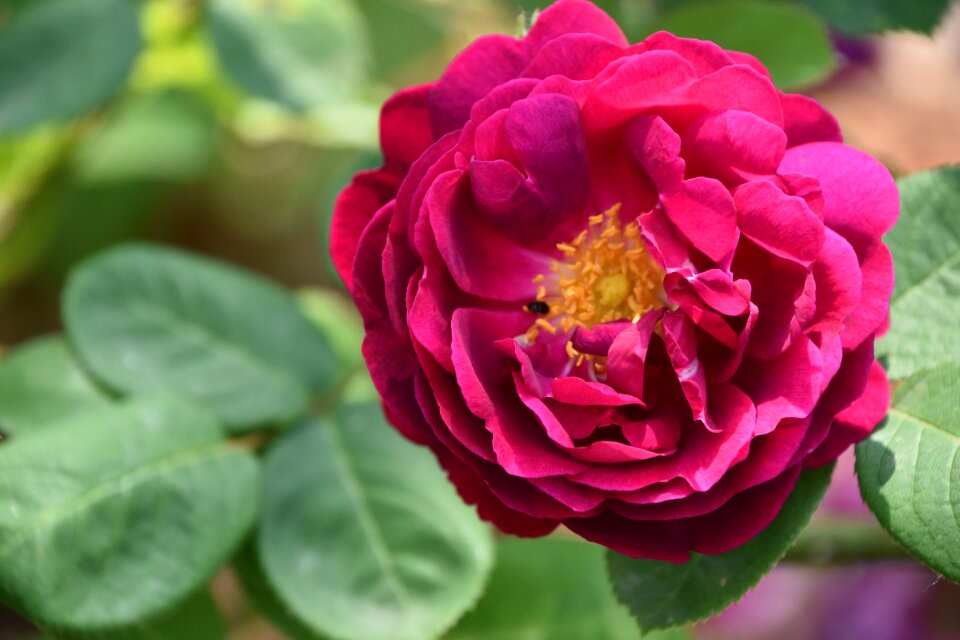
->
xmin=524 ymin=204 xmax=664 ymax=348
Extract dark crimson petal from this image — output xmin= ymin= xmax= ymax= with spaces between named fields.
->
xmin=330 ymin=169 xmax=400 ymax=291
xmin=689 ymin=464 xmax=801 ymax=554
xmin=840 ymin=240 xmax=894 ymax=349
xmin=428 ymin=171 xmax=549 ymax=301
xmin=806 ymin=361 xmax=890 ymax=467
xmin=566 ymin=513 xmax=690 ymax=562
xmin=381 ymin=83 xmax=436 ymax=170
xmin=738 ymin=335 xmax=824 ymax=436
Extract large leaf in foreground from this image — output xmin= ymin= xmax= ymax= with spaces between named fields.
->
xmin=608 ymin=464 xmax=833 ymax=633
xmin=0 ymin=0 xmax=141 ymax=132
xmin=445 ymin=538 xmax=644 ymax=640
xmin=0 ymin=335 xmax=110 ymax=437
xmin=879 ymin=166 xmax=960 ymax=381
xmin=259 ymin=403 xmax=494 ymax=640
xmin=0 ymin=395 xmax=259 ymax=630
xmin=63 ymin=243 xmax=337 ymax=431
xmin=856 ymin=361 xmax=960 ymax=582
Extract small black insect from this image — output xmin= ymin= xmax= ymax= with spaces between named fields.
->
xmin=525 ymin=301 xmax=550 ymax=314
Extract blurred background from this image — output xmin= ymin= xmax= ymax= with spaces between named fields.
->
xmin=1 ymin=0 xmax=959 ymax=637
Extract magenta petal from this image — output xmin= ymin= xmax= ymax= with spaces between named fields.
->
xmin=525 ymin=0 xmax=627 ymax=47
xmin=779 ymin=141 xmax=898 ymax=252
xmin=809 ymin=228 xmax=862 ymax=334
xmin=684 ymin=64 xmax=784 ymax=127
xmin=430 ymin=34 xmax=527 ymax=136
xmin=779 ymin=92 xmax=843 ymax=147
xmin=523 ymin=33 xmax=625 ymax=80
xmin=606 ymin=311 xmax=661 ymax=399
xmin=504 ymin=93 xmax=590 ymax=211
xmin=661 ymin=177 xmax=739 ymax=265
xmin=684 ymin=110 xmax=787 ymax=183
xmin=662 ymin=312 xmax=708 ymax=427
xmin=331 ymin=169 xmax=399 ymax=291
xmin=626 ymin=114 xmax=685 ymax=190
xmin=739 ymin=336 xmax=824 ymax=436
xmin=632 ymin=31 xmax=734 ymax=75
xmin=734 ymin=179 xmax=825 ymax=266
xmin=428 ymin=171 xmax=549 ymax=301
xmin=381 ymin=83 xmax=436 ymax=170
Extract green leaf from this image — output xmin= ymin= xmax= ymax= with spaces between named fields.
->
xmin=297 ymin=288 xmax=364 ymax=370
xmin=877 ymin=166 xmax=960 ymax=381
xmin=796 ymin=0 xmax=950 ymax=35
xmin=0 ymin=0 xmax=141 ymax=132
xmin=70 ymin=90 xmax=219 ymax=184
xmin=0 ymin=335 xmax=110 ymax=438
xmin=353 ymin=0 xmax=444 ymax=78
xmin=207 ymin=0 xmax=368 ymax=110
xmin=608 ymin=464 xmax=834 ymax=633
xmin=0 ymin=395 xmax=260 ymax=631
xmin=654 ymin=0 xmax=835 ymax=89
xmin=258 ymin=403 xmax=494 ymax=640
xmin=856 ymin=361 xmax=960 ymax=582
xmin=235 ymin=542 xmax=325 ymax=640
xmin=444 ymin=537 xmax=648 ymax=640
xmin=63 ymin=243 xmax=337 ymax=432
xmin=47 ymin=589 xmax=228 ymax=640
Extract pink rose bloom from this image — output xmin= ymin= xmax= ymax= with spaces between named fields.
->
xmin=331 ymin=0 xmax=897 ymax=561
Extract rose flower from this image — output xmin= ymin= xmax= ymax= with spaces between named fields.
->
xmin=331 ymin=0 xmax=897 ymax=560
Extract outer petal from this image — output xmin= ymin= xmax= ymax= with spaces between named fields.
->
xmin=779 ymin=141 xmax=899 ymax=253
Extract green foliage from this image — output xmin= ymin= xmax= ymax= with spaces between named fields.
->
xmin=608 ymin=464 xmax=834 ymax=633
xmin=798 ymin=0 xmax=950 ymax=35
xmin=878 ymin=166 xmax=960 ymax=381
xmin=63 ymin=243 xmax=337 ymax=432
xmin=445 ymin=538 xmax=647 ymax=640
xmin=354 ymin=0 xmax=445 ymax=78
xmin=653 ymin=0 xmax=836 ymax=89
xmin=70 ymin=91 xmax=220 ymax=184
xmin=0 ymin=0 xmax=141 ymax=132
xmin=856 ymin=362 xmax=960 ymax=582
xmin=206 ymin=0 xmax=369 ymax=111
xmin=0 ymin=335 xmax=110 ymax=437
xmin=0 ymin=395 xmax=260 ymax=630
xmin=258 ymin=404 xmax=495 ymax=640
xmin=46 ymin=590 xmax=228 ymax=640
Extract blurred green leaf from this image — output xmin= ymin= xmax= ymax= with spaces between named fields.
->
xmin=0 ymin=395 xmax=259 ymax=631
xmin=353 ymin=0 xmax=444 ymax=78
xmin=71 ymin=91 xmax=219 ymax=184
xmin=445 ymin=538 xmax=647 ymax=640
xmin=258 ymin=403 xmax=494 ymax=640
xmin=797 ymin=0 xmax=950 ymax=35
xmin=0 ymin=335 xmax=110 ymax=438
xmin=297 ymin=288 xmax=364 ymax=370
xmin=856 ymin=361 xmax=960 ymax=582
xmin=207 ymin=0 xmax=369 ymax=111
xmin=608 ymin=464 xmax=833 ymax=633
xmin=47 ymin=589 xmax=228 ymax=640
xmin=0 ymin=0 xmax=141 ymax=132
xmin=654 ymin=0 xmax=836 ymax=89
xmin=63 ymin=243 xmax=338 ymax=432
xmin=235 ymin=542 xmax=325 ymax=640
xmin=877 ymin=166 xmax=960 ymax=381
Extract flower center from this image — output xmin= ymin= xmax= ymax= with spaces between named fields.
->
xmin=525 ymin=204 xmax=665 ymax=345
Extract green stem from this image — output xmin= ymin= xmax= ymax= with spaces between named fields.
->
xmin=783 ymin=517 xmax=911 ymax=565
